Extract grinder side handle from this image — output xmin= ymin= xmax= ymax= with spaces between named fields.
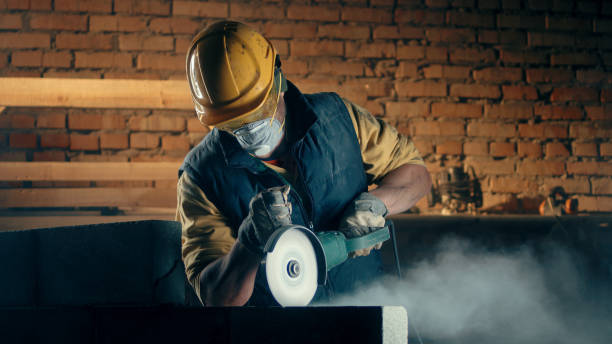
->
xmin=345 ymin=226 xmax=391 ymax=253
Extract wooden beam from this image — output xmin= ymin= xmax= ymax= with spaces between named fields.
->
xmin=0 ymin=162 xmax=180 ymax=181
xmin=0 ymin=77 xmax=193 ymax=109
xmin=0 ymin=188 xmax=177 ymax=208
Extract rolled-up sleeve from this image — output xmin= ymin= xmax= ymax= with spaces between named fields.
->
xmin=343 ymin=99 xmax=425 ymax=184
xmin=175 ymin=173 xmax=236 ymax=298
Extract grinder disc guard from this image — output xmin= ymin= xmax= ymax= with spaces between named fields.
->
xmin=265 ymin=227 xmax=318 ymax=306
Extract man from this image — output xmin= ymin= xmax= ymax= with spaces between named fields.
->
xmin=177 ymin=21 xmax=431 ymax=306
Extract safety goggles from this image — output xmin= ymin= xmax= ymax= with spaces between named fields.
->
xmin=216 ymin=69 xmax=285 ymax=133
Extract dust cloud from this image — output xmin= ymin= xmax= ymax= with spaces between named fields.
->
xmin=321 ymin=238 xmax=612 ymax=344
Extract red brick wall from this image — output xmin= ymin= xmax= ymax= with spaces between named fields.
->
xmin=0 ymin=0 xmax=610 ymax=213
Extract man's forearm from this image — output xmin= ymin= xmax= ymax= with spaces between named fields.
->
xmin=198 ymin=241 xmax=262 ymax=306
xmin=369 ymin=163 xmax=432 ymax=215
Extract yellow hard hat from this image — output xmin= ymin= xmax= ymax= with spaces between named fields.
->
xmin=186 ymin=21 xmax=279 ymax=128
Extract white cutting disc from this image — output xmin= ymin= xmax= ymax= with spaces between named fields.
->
xmin=265 ymin=227 xmax=318 ymax=306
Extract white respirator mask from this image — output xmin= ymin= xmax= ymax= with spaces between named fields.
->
xmin=233 ymin=117 xmax=284 ymax=157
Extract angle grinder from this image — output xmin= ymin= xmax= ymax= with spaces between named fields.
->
xmin=263 ymin=220 xmax=396 ymax=306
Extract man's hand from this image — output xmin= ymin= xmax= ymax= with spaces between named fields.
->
xmin=238 ymin=185 xmax=292 ymax=255
xmin=339 ymin=192 xmax=388 ymax=258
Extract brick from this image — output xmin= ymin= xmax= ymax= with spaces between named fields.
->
xmin=424 ymin=65 xmax=470 ymax=80
xmin=41 ymin=133 xmax=70 ymax=148
xmin=68 ymin=114 xmax=102 ymax=130
xmin=436 ymin=140 xmax=462 ymax=155
xmin=0 ymin=52 xmax=6 ymax=68
xmin=426 ymin=0 xmax=450 ymax=7
xmin=173 ymin=1 xmax=228 ymax=17
xmin=517 ymin=141 xmax=542 ymax=158
xmin=526 ymin=69 xmax=574 ymax=83
xmin=395 ymin=62 xmax=418 ymax=78
xmin=230 ymin=3 xmax=284 ymax=19
xmin=450 ymin=48 xmax=495 ymax=64
xmin=466 ymin=157 xmax=515 ymax=175
xmin=498 ymin=14 xmax=545 ymax=29
xmin=395 ymin=9 xmax=445 ymax=25
xmin=114 ymin=0 xmax=170 ymax=15
xmin=37 ymin=113 xmax=66 ymax=128
xmin=518 ymin=160 xmax=565 ymax=176
xmin=343 ymin=79 xmax=392 ymax=98
xmin=100 ymin=133 xmax=128 ymax=149
xmin=75 ymin=52 xmax=132 ymax=68
xmin=500 ymin=50 xmax=547 ymax=65
xmin=585 ymin=106 xmax=612 ymax=120
xmin=119 ymin=35 xmax=174 ymax=51
xmin=431 ymin=103 xmax=482 ymax=118
xmin=11 ymin=51 xmax=42 ymax=67
xmin=603 ymin=90 xmax=612 ymax=103
xmin=345 ymin=42 xmax=395 ymax=58
xmin=540 ymin=177 xmax=590 ymax=194
xmin=148 ymin=18 xmax=200 ymax=35
xmin=10 ymin=133 xmax=37 ymax=148
xmin=473 ymin=67 xmax=523 ymax=83
xmin=42 ymin=52 xmax=72 ymax=68
xmin=187 ymin=118 xmax=208 ymax=133
xmin=162 ymin=135 xmax=190 ymax=151
xmin=534 ymin=105 xmax=583 ymax=120
xmin=396 ymin=81 xmax=447 ymax=98
xmin=569 ymin=123 xmax=612 ymax=139
xmin=592 ymin=178 xmax=612 ymax=195
xmin=55 ymin=0 xmax=112 ymax=12
xmin=0 ymin=14 xmax=21 ymax=29
xmin=576 ymin=196 xmax=612 ymax=211
xmin=452 ymin=0 xmax=476 ymax=7
xmin=291 ymin=41 xmax=343 ymax=57
xmin=425 ymin=47 xmax=448 ymax=62
xmin=309 ymin=59 xmax=364 ymax=77
xmin=70 ymin=133 xmax=99 ymax=151
xmin=385 ymin=101 xmax=429 ymax=118
xmin=10 ymin=114 xmax=35 ymax=128
xmin=502 ymin=85 xmax=538 ymax=100
xmin=426 ymin=28 xmax=475 ymax=43
xmin=596 ymin=19 xmax=612 ymax=33
xmin=551 ymin=53 xmax=599 ymax=66
xmin=572 ymin=142 xmax=598 ymax=157
xmin=55 ymin=33 xmax=113 ymax=50
xmin=0 ymin=0 xmax=51 ymax=10
xmin=450 ymin=84 xmax=500 ymax=99
xmin=545 ymin=142 xmax=570 ymax=157
xmin=397 ymin=45 xmax=424 ymax=60
xmin=412 ymin=120 xmax=464 ymax=136
xmin=263 ymin=23 xmax=317 ymax=39
xmin=318 ymin=24 xmax=370 ymax=40
xmin=130 ymin=133 xmax=159 ymax=149
xmin=374 ymin=25 xmax=424 ymax=40
xmin=285 ymin=4 xmax=339 ymax=21
xmin=485 ymin=104 xmax=533 ymax=119
xmin=577 ymin=70 xmax=611 ymax=84
xmin=30 ymin=14 xmax=87 ymax=31
xmin=33 ymin=151 xmax=66 ymax=162
xmin=0 ymin=151 xmax=27 ymax=161
xmin=463 ymin=141 xmax=488 ymax=155
xmin=567 ymin=162 xmax=612 ymax=176
xmin=0 ymin=33 xmax=49 ymax=49
xmin=447 ymin=11 xmax=495 ymax=27
xmin=128 ymin=115 xmax=185 ymax=132
xmin=467 ymin=123 xmax=515 ymax=137
xmin=519 ymin=123 xmax=567 ymax=138
xmin=44 ymin=70 xmax=100 ymax=79
xmin=528 ymin=32 xmax=575 ymax=47
xmin=490 ymin=142 xmax=515 ymax=157
xmin=413 ymin=139 xmax=434 ymax=155
xmin=601 ymin=143 xmax=612 ymax=156
xmin=488 ymin=177 xmax=537 ymax=194
xmin=90 ymin=15 xmax=147 ymax=32
xmin=550 ymin=87 xmax=599 ymax=102
xmin=342 ymin=7 xmax=392 ymax=23
xmin=546 ymin=16 xmax=591 ymax=31
xmin=137 ymin=54 xmax=183 ymax=71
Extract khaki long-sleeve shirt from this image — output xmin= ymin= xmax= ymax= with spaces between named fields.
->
xmin=176 ymin=99 xmax=424 ymax=299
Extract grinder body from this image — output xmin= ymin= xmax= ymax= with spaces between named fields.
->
xmin=263 ymin=223 xmax=391 ymax=306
